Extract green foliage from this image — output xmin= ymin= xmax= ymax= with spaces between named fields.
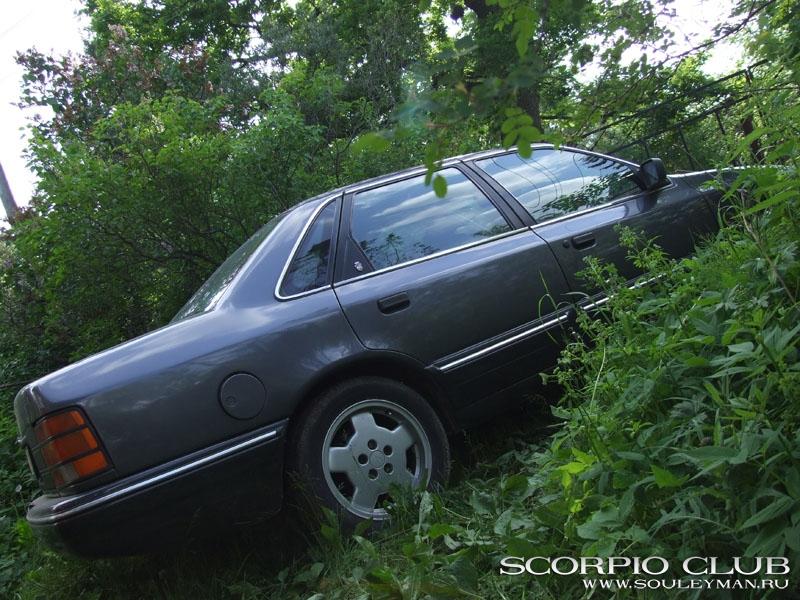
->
xmin=7 ymin=95 xmax=322 ymax=360
xmin=0 ymin=401 xmax=36 ymax=598
xmin=403 ymin=0 xmax=675 ymax=168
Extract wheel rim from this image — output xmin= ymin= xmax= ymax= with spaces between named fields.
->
xmin=321 ymin=399 xmax=432 ymax=520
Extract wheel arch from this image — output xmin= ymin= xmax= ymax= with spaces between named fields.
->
xmin=288 ymin=351 xmax=458 ymax=438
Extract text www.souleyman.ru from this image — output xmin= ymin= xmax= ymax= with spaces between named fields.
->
xmin=500 ymin=555 xmax=791 ymax=591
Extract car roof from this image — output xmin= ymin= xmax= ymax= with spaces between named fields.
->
xmin=288 ymin=144 xmax=552 ymax=211
xmin=287 ymin=142 xmax=636 ymax=214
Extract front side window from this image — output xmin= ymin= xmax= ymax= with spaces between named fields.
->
xmin=476 ymin=149 xmax=640 ymax=222
xmin=350 ymin=168 xmax=510 ymax=271
xmin=280 ymin=200 xmax=337 ymax=296
xmin=571 ymin=152 xmax=641 ymax=207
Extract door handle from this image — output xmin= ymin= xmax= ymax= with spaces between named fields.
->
xmin=571 ymin=232 xmax=596 ymax=250
xmin=377 ymin=292 xmax=410 ymax=314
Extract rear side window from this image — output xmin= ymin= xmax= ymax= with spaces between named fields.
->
xmin=476 ymin=149 xmax=639 ymax=222
xmin=350 ymin=168 xmax=510 ymax=271
xmin=280 ymin=201 xmax=337 ymax=296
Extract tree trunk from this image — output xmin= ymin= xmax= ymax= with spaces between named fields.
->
xmin=519 ymin=82 xmax=543 ymax=131
xmin=522 ymin=0 xmax=549 ymax=133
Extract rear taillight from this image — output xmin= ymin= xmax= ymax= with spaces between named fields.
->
xmin=32 ymin=409 xmax=110 ymax=488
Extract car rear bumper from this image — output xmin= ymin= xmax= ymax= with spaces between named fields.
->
xmin=27 ymin=420 xmax=288 ymax=557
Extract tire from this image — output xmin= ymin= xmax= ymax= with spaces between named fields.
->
xmin=287 ymin=377 xmax=450 ymax=529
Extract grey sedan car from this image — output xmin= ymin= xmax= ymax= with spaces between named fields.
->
xmin=14 ymin=145 xmax=722 ymax=556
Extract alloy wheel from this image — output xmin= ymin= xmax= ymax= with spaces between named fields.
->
xmin=321 ymin=398 xmax=432 ymax=519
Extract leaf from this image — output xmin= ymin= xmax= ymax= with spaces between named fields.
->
xmin=448 ymin=552 xmax=480 ymax=591
xmin=728 ymin=341 xmax=754 ymax=353
xmin=619 ymin=486 xmax=636 ymax=521
xmin=469 ymin=491 xmax=494 ymax=515
xmin=550 ymin=405 xmax=572 ymax=419
xmin=684 ymin=446 xmax=739 ymax=462
xmin=494 ymin=508 xmax=514 ymax=534
xmin=741 ymin=496 xmax=796 ymax=529
xmin=502 ymin=130 xmax=519 ymax=147
xmin=366 ymin=567 xmax=394 ymax=584
xmin=433 ymin=174 xmax=447 ymax=197
xmin=320 ymin=524 xmax=338 ymax=543
xmin=517 ymin=125 xmax=540 ymax=141
xmin=744 ymin=520 xmax=786 ymax=557
xmin=616 ymin=451 xmax=646 ymax=461
xmin=559 ymin=461 xmax=587 ymax=475
xmin=785 ymin=468 xmax=800 ymax=500
xmin=576 ymin=507 xmax=619 ymax=540
xmin=572 ymin=447 xmax=597 ymax=465
xmin=506 ymin=537 xmax=539 ymax=556
xmin=651 ymin=465 xmax=684 ymax=488
xmin=683 ymin=355 xmax=710 ymax=367
xmin=786 ymin=524 xmax=800 ymax=552
xmin=502 ymin=473 xmax=529 ymax=495
xmin=293 ymin=562 xmax=324 ymax=584
xmin=515 ymin=34 xmax=528 ymax=57
xmin=428 ymin=523 xmax=457 ymax=539
xmin=744 ymin=188 xmax=798 ymax=214
xmin=350 ymin=131 xmax=390 ymax=154
xmin=703 ymin=381 xmax=723 ymax=405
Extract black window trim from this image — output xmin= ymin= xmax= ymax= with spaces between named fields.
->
xmin=467 ymin=146 xmax=675 ymax=229
xmin=334 ymin=163 xmax=524 ymax=286
xmin=274 ymin=194 xmax=342 ymax=301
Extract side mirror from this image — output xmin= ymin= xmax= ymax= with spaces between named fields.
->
xmin=638 ymin=158 xmax=669 ymax=190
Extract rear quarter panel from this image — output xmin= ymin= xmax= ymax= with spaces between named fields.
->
xmin=15 ymin=197 xmax=364 ymax=483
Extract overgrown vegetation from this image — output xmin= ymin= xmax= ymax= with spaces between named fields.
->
xmin=1 ymin=0 xmax=799 ymax=598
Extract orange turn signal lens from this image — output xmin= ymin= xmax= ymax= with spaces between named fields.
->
xmin=33 ymin=409 xmax=110 ymax=488
xmin=71 ymin=451 xmax=109 ymax=477
xmin=40 ymin=428 xmax=98 ymax=466
xmin=34 ymin=410 xmax=85 ymax=443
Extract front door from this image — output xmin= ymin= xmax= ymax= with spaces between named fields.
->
xmin=473 ymin=148 xmax=713 ymax=300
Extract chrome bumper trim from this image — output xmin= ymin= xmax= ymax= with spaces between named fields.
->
xmin=28 ymin=423 xmax=284 ymax=525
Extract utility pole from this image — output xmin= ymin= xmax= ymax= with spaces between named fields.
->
xmin=0 ymin=160 xmax=19 ymax=222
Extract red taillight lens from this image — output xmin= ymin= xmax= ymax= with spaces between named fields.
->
xmin=32 ymin=409 xmax=110 ymax=488
xmin=40 ymin=428 xmax=98 ymax=466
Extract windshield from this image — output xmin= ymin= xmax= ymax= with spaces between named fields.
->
xmin=172 ymin=213 xmax=287 ymax=322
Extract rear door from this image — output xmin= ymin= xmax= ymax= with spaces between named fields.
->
xmin=332 ymin=166 xmax=571 ymax=408
xmin=472 ymin=148 xmax=713 ymax=301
